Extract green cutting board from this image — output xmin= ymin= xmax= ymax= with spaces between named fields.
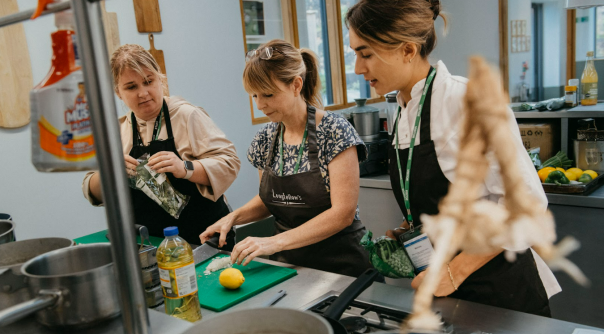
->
xmin=196 ymin=254 xmax=297 ymax=312
xmin=74 ymin=229 xmax=164 ymax=247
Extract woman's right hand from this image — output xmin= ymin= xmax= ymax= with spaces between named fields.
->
xmin=199 ymin=212 xmax=237 ymax=248
xmin=124 ymin=154 xmax=139 ymax=177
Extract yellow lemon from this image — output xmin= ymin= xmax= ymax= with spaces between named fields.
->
xmin=219 ymin=268 xmax=245 ymax=290
xmin=566 ymin=168 xmax=583 ymax=180
xmin=555 ymin=167 xmax=565 ymax=173
xmin=537 ymin=167 xmax=555 ymax=182
xmin=583 ymin=170 xmax=598 ymax=179
xmin=564 ymin=171 xmax=577 ymax=182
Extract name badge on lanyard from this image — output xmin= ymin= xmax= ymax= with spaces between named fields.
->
xmin=393 ymin=67 xmax=437 ymax=273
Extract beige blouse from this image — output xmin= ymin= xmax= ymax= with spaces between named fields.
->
xmin=82 ymin=96 xmax=240 ymax=205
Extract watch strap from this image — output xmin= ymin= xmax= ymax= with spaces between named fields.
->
xmin=183 ymin=161 xmax=194 ymax=180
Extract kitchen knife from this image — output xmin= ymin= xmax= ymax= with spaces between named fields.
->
xmin=193 ymin=229 xmax=235 ymax=265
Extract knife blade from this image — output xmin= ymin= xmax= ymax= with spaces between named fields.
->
xmin=193 ymin=229 xmax=235 ymax=265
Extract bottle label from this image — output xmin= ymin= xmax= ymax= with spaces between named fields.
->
xmin=158 ymin=262 xmax=198 ymax=298
xmin=582 ymin=82 xmax=598 ymax=100
xmin=31 ymin=71 xmax=95 ymax=163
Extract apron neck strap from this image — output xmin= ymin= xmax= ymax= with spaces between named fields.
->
xmin=306 ymin=105 xmax=320 ymax=171
xmin=130 ymin=98 xmax=174 ymax=147
xmin=265 ymin=104 xmax=319 ymax=173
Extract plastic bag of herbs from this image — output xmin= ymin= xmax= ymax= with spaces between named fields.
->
xmin=128 ymin=153 xmax=190 ymax=218
xmin=360 ymin=230 xmax=415 ymax=279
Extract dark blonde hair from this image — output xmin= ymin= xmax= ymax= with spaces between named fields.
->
xmin=345 ymin=0 xmax=447 ymax=59
xmin=110 ymin=44 xmax=168 ymax=95
xmin=243 ymin=39 xmax=322 ymax=108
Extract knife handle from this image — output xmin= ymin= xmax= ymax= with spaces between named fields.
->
xmin=206 ymin=229 xmax=235 ymax=248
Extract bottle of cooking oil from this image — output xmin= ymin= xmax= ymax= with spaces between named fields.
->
xmin=157 ymin=226 xmax=202 ymax=322
xmin=581 ymin=51 xmax=598 ymax=106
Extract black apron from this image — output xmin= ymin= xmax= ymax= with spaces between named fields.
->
xmin=259 ymin=105 xmax=372 ymax=277
xmin=129 ymin=99 xmax=231 ymax=245
xmin=388 ymin=71 xmax=551 ymax=317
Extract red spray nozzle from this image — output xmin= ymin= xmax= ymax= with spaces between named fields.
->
xmin=31 ymin=0 xmax=56 ymax=19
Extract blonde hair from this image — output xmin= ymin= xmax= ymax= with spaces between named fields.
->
xmin=242 ymin=39 xmax=322 ymax=109
xmin=110 ymin=44 xmax=168 ymax=95
xmin=345 ymin=0 xmax=447 ymax=59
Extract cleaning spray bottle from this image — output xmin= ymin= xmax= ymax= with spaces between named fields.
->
xmin=30 ymin=0 xmax=96 ymax=172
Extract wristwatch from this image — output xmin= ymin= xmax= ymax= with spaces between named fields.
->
xmin=183 ymin=161 xmax=194 ymax=180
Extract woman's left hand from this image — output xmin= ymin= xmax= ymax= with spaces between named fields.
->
xmin=147 ymin=151 xmax=186 ymax=178
xmin=230 ymin=236 xmax=282 ymax=266
xmin=411 ymin=269 xmax=457 ymax=297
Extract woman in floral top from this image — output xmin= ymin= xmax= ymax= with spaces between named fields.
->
xmin=200 ymin=39 xmax=373 ymax=277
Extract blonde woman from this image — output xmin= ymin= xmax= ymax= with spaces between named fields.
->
xmin=345 ymin=0 xmax=560 ymax=316
xmin=82 ymin=44 xmax=240 ymax=244
xmin=200 ymin=40 xmax=372 ymax=277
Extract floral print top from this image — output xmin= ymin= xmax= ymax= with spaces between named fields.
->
xmin=247 ymin=112 xmax=367 ymax=220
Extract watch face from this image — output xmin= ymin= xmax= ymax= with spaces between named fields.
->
xmin=185 ymin=161 xmax=194 ymax=171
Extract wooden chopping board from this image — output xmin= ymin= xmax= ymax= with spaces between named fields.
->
xmin=148 ymin=34 xmax=169 ymax=95
xmin=0 ymin=0 xmax=33 ymax=128
xmin=133 ymin=0 xmax=162 ymax=33
xmin=101 ymin=1 xmax=120 ymax=57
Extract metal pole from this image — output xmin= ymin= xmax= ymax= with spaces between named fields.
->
xmin=70 ymin=1 xmax=151 ymax=333
xmin=0 ymin=1 xmax=71 ymax=28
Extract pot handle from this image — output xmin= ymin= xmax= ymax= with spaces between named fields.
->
xmin=323 ymin=268 xmax=379 ymax=321
xmin=0 ymin=290 xmax=60 ymax=327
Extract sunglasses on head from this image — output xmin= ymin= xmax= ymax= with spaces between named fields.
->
xmin=245 ymin=47 xmax=285 ymax=62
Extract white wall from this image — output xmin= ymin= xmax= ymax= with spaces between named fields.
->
xmin=507 ymin=0 xmax=534 ymax=99
xmin=430 ymin=0 xmax=500 ymax=78
xmin=0 ymin=0 xmax=262 ymax=240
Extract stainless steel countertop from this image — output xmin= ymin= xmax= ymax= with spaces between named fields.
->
xmin=198 ymin=256 xmax=602 ymax=334
xmin=360 ymin=174 xmax=604 ymax=209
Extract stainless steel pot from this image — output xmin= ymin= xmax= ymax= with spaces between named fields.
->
xmin=182 ymin=308 xmax=333 ymax=334
xmin=0 ymin=243 xmax=120 ymax=329
xmin=0 ymin=220 xmax=15 ymax=245
xmin=0 ymin=237 xmax=74 ymax=310
xmin=349 ymin=99 xmax=380 ymax=142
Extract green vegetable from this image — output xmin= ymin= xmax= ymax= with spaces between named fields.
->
xmin=360 ymin=230 xmax=415 ymax=279
xmin=578 ymin=173 xmax=593 ymax=184
xmin=544 ymin=170 xmax=570 ymax=185
xmin=129 ymin=156 xmax=190 ymax=218
xmin=542 ymin=151 xmax=573 ymax=169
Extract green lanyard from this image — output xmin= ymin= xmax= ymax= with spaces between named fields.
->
xmin=394 ymin=68 xmax=437 ymax=230
xmin=132 ymin=105 xmax=163 ymax=146
xmin=153 ymin=107 xmax=163 ymax=141
xmin=279 ymin=122 xmax=308 ymax=176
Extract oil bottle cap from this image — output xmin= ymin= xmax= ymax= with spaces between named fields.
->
xmin=163 ymin=226 xmax=179 ymax=237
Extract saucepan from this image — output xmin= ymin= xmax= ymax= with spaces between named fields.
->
xmin=0 ymin=237 xmax=74 ymax=310
xmin=0 ymin=219 xmax=15 ymax=245
xmin=0 ymin=243 xmax=120 ymax=329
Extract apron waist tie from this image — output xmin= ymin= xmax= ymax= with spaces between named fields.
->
xmin=274 ymin=219 xmax=364 ymax=236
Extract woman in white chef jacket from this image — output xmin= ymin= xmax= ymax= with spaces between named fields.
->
xmin=346 ymin=0 xmax=561 ymax=316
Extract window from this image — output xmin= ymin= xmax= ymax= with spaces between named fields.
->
xmin=240 ymin=0 xmax=384 ymax=123
xmin=596 ymin=7 xmax=604 ymax=58
xmin=340 ymin=0 xmax=371 ymax=102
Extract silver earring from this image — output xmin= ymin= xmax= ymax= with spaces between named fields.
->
xmin=409 ymin=58 xmax=413 ymax=63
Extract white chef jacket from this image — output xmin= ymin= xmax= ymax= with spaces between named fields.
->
xmin=394 ymin=60 xmax=561 ymax=298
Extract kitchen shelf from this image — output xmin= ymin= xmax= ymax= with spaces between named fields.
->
xmin=360 ymin=174 xmax=604 ymax=209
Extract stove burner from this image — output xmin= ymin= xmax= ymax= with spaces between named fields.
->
xmin=305 ymin=295 xmax=454 ymax=333
xmin=340 ymin=316 xmax=368 ymax=333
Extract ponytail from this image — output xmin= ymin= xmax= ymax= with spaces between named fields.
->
xmin=300 ymin=49 xmax=322 ymax=109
